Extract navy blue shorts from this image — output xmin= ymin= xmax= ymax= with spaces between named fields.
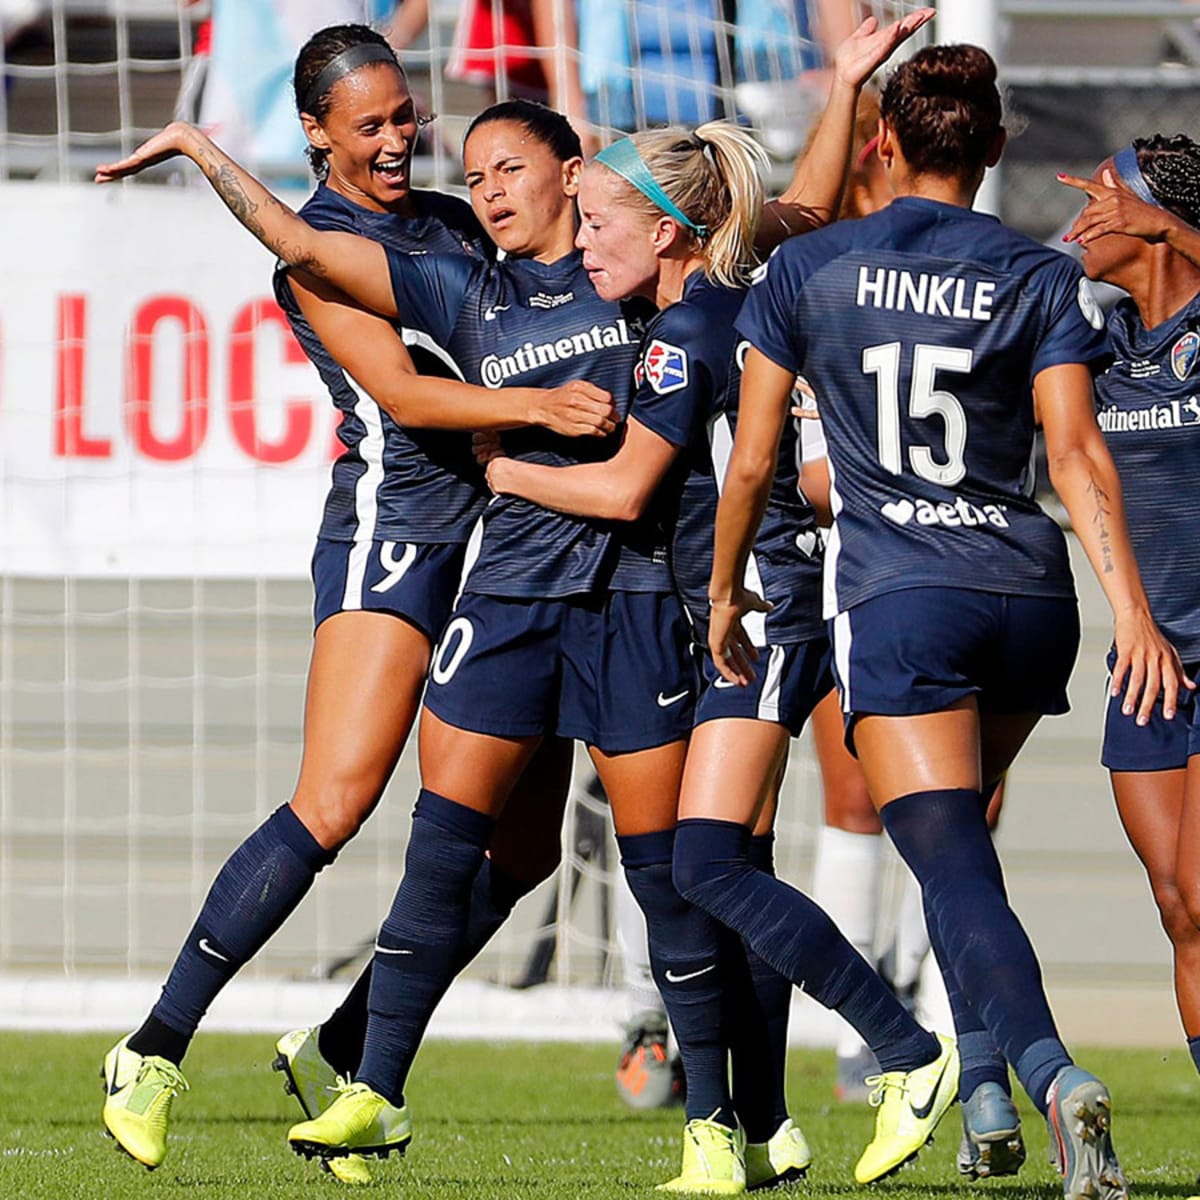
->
xmin=423 ymin=590 xmax=695 ymax=753
xmin=311 ymin=537 xmax=466 ymax=639
xmin=694 ymin=637 xmax=833 ymax=737
xmin=1101 ymin=651 xmax=1200 ymax=771
xmin=832 ymin=587 xmax=1080 ymax=724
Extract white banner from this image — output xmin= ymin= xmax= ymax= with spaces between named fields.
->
xmin=0 ymin=183 xmax=343 ymax=577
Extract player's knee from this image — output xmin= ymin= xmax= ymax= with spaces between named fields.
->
xmin=1164 ymin=876 xmax=1200 ymax=942
xmin=671 ymin=844 xmax=741 ymax=907
xmin=290 ymin=785 xmax=381 ymax=851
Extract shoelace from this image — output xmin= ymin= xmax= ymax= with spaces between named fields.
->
xmin=325 ymin=1073 xmax=356 ymax=1099
xmin=136 ymin=1059 xmax=189 ymax=1097
xmin=864 ymin=1073 xmax=908 ymax=1108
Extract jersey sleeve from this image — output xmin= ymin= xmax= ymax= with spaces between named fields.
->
xmin=1030 ymin=256 xmax=1112 ymax=379
xmin=629 ymin=307 xmax=716 ymax=449
xmin=735 ymin=244 xmax=807 ymax=372
xmin=384 ymin=248 xmax=478 ymax=347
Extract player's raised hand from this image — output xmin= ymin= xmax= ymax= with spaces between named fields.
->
xmin=833 ymin=7 xmax=935 ymax=92
xmin=533 ymin=380 xmax=617 ymax=438
xmin=708 ymin=586 xmax=772 ymax=686
xmin=95 ymin=122 xmax=199 ymax=182
xmin=1110 ymin=607 xmax=1196 ymax=726
xmin=1059 ymin=169 xmax=1175 ymax=247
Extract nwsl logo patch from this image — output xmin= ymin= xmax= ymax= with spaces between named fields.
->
xmin=1171 ymin=331 xmax=1199 ymax=381
xmin=640 ymin=339 xmax=689 ymax=394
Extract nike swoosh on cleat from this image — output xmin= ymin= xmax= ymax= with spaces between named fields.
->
xmin=909 ymin=1059 xmax=950 ymax=1121
xmin=199 ymin=937 xmax=229 ymax=962
xmin=664 ymin=964 xmax=716 ymax=984
xmin=656 ymin=690 xmax=689 ymax=707
xmin=374 ymin=944 xmax=415 ymax=955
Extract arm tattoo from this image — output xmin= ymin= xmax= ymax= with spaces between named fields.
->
xmin=1085 ymin=474 xmax=1114 ymax=575
xmin=194 ymin=145 xmax=326 ymax=275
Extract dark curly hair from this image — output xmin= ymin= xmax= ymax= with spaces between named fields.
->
xmin=1134 ymin=134 xmax=1200 ymax=228
xmin=292 ymin=24 xmax=404 ymax=180
xmin=881 ymin=44 xmax=1003 ymax=181
xmin=464 ymin=99 xmax=582 ymax=164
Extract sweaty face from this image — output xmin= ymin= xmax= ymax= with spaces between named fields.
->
xmin=575 ymin=164 xmax=660 ymax=303
xmin=308 ymin=63 xmax=418 ymax=211
xmin=1078 ymin=156 xmax=1144 ymax=285
xmin=463 ymin=121 xmax=579 ymax=261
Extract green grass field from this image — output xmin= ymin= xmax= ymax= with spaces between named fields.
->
xmin=2 ymin=1034 xmax=1198 ymax=1199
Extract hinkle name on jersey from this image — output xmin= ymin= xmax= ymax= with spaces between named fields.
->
xmin=856 ymin=266 xmax=995 ymax=323
xmin=479 ymin=319 xmax=636 ymax=387
xmin=1098 ymin=398 xmax=1200 ymax=433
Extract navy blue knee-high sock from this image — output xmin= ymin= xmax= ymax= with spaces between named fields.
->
xmin=619 ymin=829 xmax=734 ymax=1128
xmin=675 ymin=818 xmax=937 ymax=1073
xmin=129 ymin=804 xmax=335 ymax=1065
xmin=356 ymin=790 xmax=496 ymax=1105
xmin=1189 ymin=1035 xmax=1200 ymax=1078
xmin=880 ymin=789 xmax=1070 ymax=1114
xmin=318 ymin=857 xmax=535 ymax=1078
xmin=728 ymin=833 xmax=791 ymax=1137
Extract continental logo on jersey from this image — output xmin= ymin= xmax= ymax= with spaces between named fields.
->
xmin=1098 ymin=398 xmax=1200 ymax=433
xmin=636 ymin=339 xmax=689 ymax=395
xmin=479 ymin=319 xmax=635 ymax=387
xmin=1172 ymin=331 xmax=1199 ymax=381
xmin=880 ymin=496 xmax=1010 ymax=530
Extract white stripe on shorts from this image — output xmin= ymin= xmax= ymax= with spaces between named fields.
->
xmin=341 ymin=379 xmax=386 ymax=611
xmin=756 ymin=645 xmax=787 ymax=723
xmin=833 ymin=610 xmax=853 ymax=713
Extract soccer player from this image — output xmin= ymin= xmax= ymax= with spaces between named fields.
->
xmin=93 ymin=27 xmax=607 ymax=1178
xmin=710 ymin=43 xmax=1190 ymax=1200
xmin=1061 ymin=137 xmax=1200 ymax=1111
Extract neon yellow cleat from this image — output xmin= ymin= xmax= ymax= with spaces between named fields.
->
xmin=100 ymin=1035 xmax=189 ymax=1170
xmin=288 ymin=1081 xmax=412 ymax=1160
xmin=745 ymin=1117 xmax=812 ymax=1190
xmin=273 ymin=1027 xmax=340 ymax=1118
xmin=854 ymin=1032 xmax=959 ymax=1184
xmin=657 ymin=1116 xmax=747 ymax=1195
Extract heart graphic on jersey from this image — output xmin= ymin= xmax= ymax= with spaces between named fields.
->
xmin=881 ymin=500 xmax=915 ymax=525
xmin=795 ymin=531 xmax=818 ymax=557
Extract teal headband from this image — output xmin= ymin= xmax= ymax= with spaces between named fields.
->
xmin=594 ymin=137 xmax=710 ymax=239
xmin=1113 ymin=145 xmax=1161 ymax=209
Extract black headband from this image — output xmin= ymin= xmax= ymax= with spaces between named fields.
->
xmin=300 ymin=43 xmax=399 ymax=116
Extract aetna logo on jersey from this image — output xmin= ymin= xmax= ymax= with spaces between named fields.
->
xmin=1098 ymin=399 xmax=1200 ymax=433
xmin=856 ymin=266 xmax=995 ymax=323
xmin=479 ymin=319 xmax=636 ymax=387
xmin=880 ymin=495 xmax=1010 ymax=530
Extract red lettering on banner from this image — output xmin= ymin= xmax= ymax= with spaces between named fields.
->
xmin=126 ymin=296 xmax=210 ymax=462
xmin=54 ymin=294 xmax=112 ymax=458
xmin=228 ymin=299 xmax=312 ymax=463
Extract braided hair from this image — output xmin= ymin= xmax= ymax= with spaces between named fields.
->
xmin=1135 ymin=134 xmax=1200 ymax=228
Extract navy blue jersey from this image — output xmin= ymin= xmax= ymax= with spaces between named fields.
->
xmin=632 ymin=273 xmax=824 ymax=644
xmin=385 ymin=246 xmax=668 ymax=598
xmin=1097 ymin=293 xmax=1200 ymax=659
xmin=274 ymin=185 xmax=489 ymax=545
xmin=737 ymin=197 xmax=1110 ymax=617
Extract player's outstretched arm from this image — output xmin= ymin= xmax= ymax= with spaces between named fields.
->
xmin=291 ymin=271 xmax=616 ymax=437
xmin=1036 ymin=361 xmax=1195 ymax=724
xmin=1060 ymin=169 xmax=1200 ymax=271
xmin=707 ymin=346 xmax=790 ymax=684
xmin=95 ymin=122 xmax=398 ymax=319
xmin=758 ymin=7 xmax=934 ymax=251
xmin=485 ymin=418 xmax=678 ymax=519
